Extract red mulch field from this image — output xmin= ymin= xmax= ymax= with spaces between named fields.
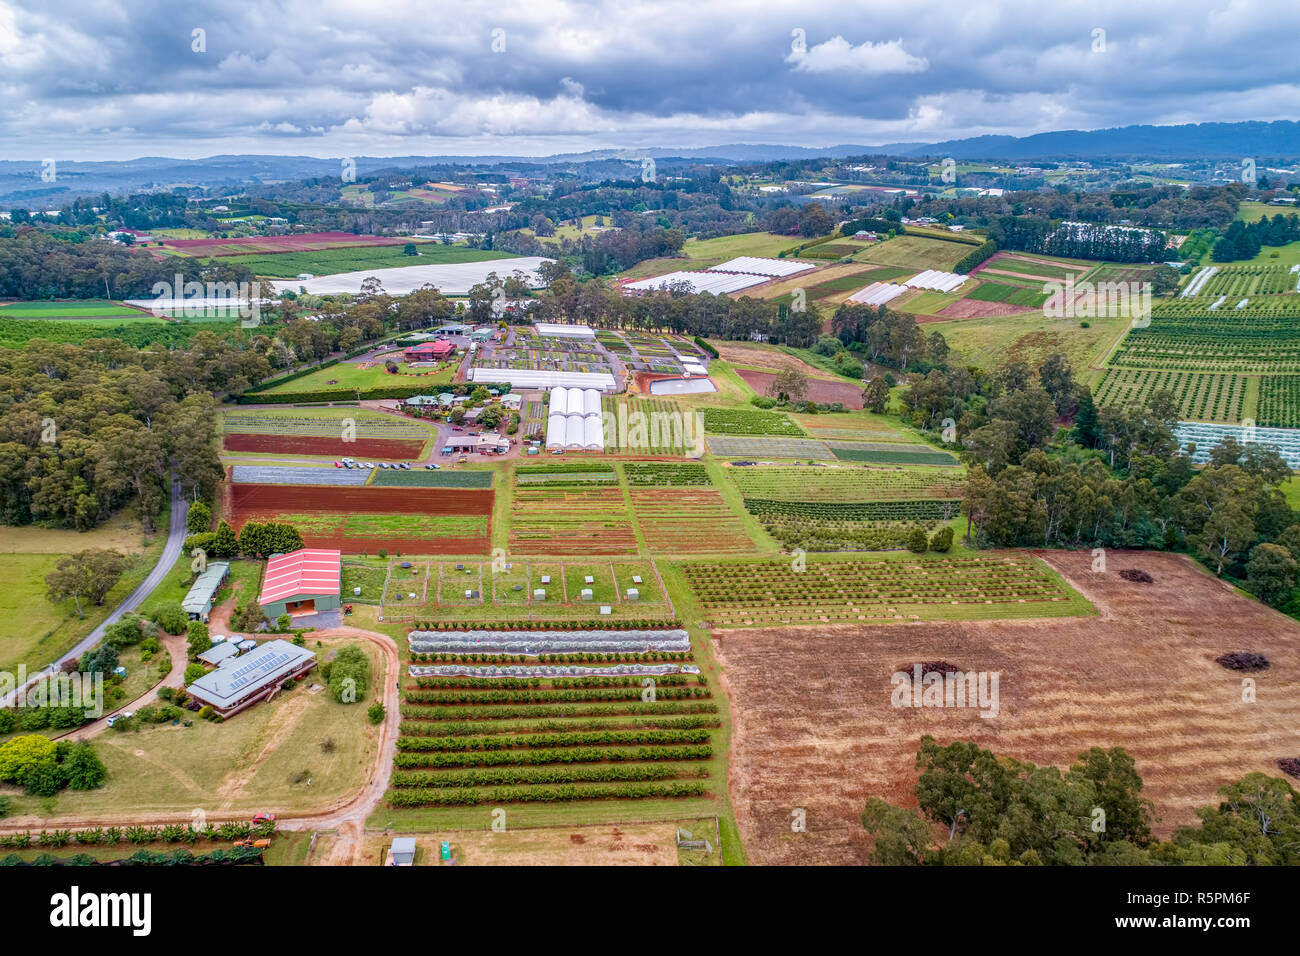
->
xmin=736 ymin=369 xmax=864 ymax=408
xmin=158 ymin=232 xmax=408 ymax=257
xmin=223 ymin=433 xmax=426 ymax=459
xmin=227 ymin=483 xmax=492 ymax=554
xmin=715 ymin=550 xmax=1300 ymax=865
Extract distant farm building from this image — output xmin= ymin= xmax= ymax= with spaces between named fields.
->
xmin=182 ymin=561 xmax=230 ymax=623
xmin=198 ymin=641 xmax=240 ymax=667
xmin=259 ymin=549 xmax=342 ymax=619
xmin=187 ymin=639 xmax=318 ymax=718
xmin=387 ymin=837 xmax=417 ymax=866
xmin=534 ymin=321 xmax=595 ymax=340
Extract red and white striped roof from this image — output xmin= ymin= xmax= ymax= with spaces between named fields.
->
xmin=259 ymin=549 xmax=342 ymax=605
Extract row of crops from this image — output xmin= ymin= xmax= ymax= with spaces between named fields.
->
xmin=388 ymin=661 xmax=716 ymax=808
xmin=681 ymin=555 xmax=1078 ymax=627
xmin=371 ymin=469 xmax=495 ymax=487
xmin=743 ymin=497 xmax=960 ymax=551
xmin=827 ymin=442 xmax=958 ymax=466
xmin=515 ymin=463 xmax=618 ymax=486
xmin=700 ymin=407 xmax=805 ymax=436
xmin=221 ymin=411 xmax=429 ymax=438
xmin=1112 ymin=314 xmax=1300 ymax=374
xmin=1256 ymin=376 xmax=1300 ymax=428
xmin=1189 ymin=264 xmax=1300 ymax=299
xmin=1092 ymin=368 xmax=1250 ymax=423
xmin=728 ymin=465 xmax=966 ymax=502
xmin=622 ymin=462 xmax=712 ymax=486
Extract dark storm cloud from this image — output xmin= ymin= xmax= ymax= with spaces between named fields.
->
xmin=1 ymin=0 xmax=1297 ymax=159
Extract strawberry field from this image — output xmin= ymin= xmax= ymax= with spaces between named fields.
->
xmin=700 ymin=407 xmax=805 ymax=436
xmin=630 ymin=487 xmax=756 ymax=553
xmin=509 ymin=485 xmax=638 ymax=554
xmin=681 ymin=555 xmax=1085 ymax=627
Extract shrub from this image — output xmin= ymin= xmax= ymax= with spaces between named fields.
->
xmin=368 ymin=701 xmax=386 ymax=725
xmin=149 ymin=603 xmax=188 ymax=636
xmin=187 ymin=620 xmax=211 ymax=657
xmin=929 ymin=526 xmax=954 ymax=553
xmin=186 ymin=501 xmax=212 ymax=534
xmin=907 ymin=525 xmax=930 ymax=553
xmin=183 ymin=663 xmax=206 ymax=685
xmin=329 ymin=646 xmax=369 ymax=703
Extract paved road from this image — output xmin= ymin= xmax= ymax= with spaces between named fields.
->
xmin=1 ymin=478 xmax=188 ymax=705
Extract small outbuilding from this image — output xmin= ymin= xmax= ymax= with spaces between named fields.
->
xmin=259 ymin=549 xmax=341 ymax=619
xmin=182 ymin=561 xmax=230 ymax=623
xmin=387 ymin=837 xmax=417 ymax=866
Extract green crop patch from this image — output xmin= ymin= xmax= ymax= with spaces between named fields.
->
xmin=701 ymin=407 xmax=805 ymax=437
xmin=371 ymin=469 xmax=495 ymax=488
xmin=827 ymin=442 xmax=958 ymax=466
xmin=622 ymin=463 xmax=712 ymax=486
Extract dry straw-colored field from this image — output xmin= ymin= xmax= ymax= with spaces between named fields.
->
xmin=715 ymin=550 xmax=1300 ymax=865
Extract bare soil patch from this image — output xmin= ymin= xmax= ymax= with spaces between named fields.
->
xmin=716 ymin=550 xmax=1300 ymax=865
xmin=735 ymin=369 xmax=864 ymax=408
xmin=223 ymin=433 xmax=425 ymax=459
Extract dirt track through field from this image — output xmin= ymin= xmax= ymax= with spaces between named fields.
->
xmin=716 ymin=551 xmax=1300 ymax=865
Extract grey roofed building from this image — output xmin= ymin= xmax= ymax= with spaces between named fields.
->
xmin=198 ymin=642 xmax=240 ymax=666
xmin=187 ymin=639 xmax=317 ymax=717
xmin=182 ymin=561 xmax=230 ymax=622
xmin=388 ymin=837 xmax=417 ymax=866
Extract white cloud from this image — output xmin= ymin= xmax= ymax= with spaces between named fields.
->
xmin=787 ymin=36 xmax=928 ymax=75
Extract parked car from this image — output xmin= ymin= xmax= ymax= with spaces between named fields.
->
xmin=400 ymin=462 xmax=411 ymax=469
xmin=452 ymin=426 xmax=464 ymax=432
xmin=105 ymin=711 xmax=134 ymax=727
xmin=252 ymin=811 xmax=275 ymax=824
xmin=380 ymin=462 xmax=390 ymax=469
xmin=333 ymin=461 xmax=342 ymax=468
xmin=425 ymin=463 xmax=441 ymax=469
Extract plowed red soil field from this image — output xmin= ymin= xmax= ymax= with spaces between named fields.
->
xmin=736 ymin=369 xmax=864 ymax=408
xmin=227 ymin=483 xmax=492 ymax=553
xmin=223 ymin=433 xmax=425 ymax=458
xmin=715 ymin=550 xmax=1300 ymax=865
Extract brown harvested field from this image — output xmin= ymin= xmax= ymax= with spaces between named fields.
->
xmin=931 ymin=298 xmax=1041 ymax=320
xmin=223 ymin=433 xmax=426 ymax=458
xmin=226 ymin=483 xmax=492 ymax=553
xmin=715 ymin=550 xmax=1300 ymax=865
xmin=713 ymin=342 xmax=822 ymax=373
xmin=736 ymin=369 xmax=864 ymax=408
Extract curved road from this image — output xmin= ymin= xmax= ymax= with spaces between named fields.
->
xmin=1 ymin=478 xmax=188 ymax=707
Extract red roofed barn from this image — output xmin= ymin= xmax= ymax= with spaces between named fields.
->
xmin=404 ymin=340 xmax=454 ymax=362
xmin=259 ymin=548 xmax=342 ymax=618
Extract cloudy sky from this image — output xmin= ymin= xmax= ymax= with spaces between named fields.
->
xmin=1 ymin=0 xmax=1298 ymax=160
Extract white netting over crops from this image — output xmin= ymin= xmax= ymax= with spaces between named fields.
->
xmin=409 ymin=662 xmax=701 ymax=679
xmin=408 ymin=628 xmax=691 ymax=655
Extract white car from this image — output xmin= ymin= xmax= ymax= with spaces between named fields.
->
xmin=106 ymin=710 xmax=134 ymax=727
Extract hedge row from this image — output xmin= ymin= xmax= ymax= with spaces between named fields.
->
xmin=395 ymin=728 xmax=713 ymax=752
xmin=392 ymin=744 xmax=714 ymax=769
xmin=238 ymin=380 xmax=515 ymax=406
xmin=694 ymin=336 xmax=719 ymax=358
xmin=404 ymin=687 xmax=711 ymax=705
xmin=390 ymin=763 xmax=706 ymax=789
xmin=241 ymin=357 xmax=340 ymax=396
xmin=398 ymin=701 xmax=719 ymax=721
xmin=0 ymin=821 xmax=275 ymax=849
xmin=397 ymin=716 xmax=720 ymax=736
xmin=408 ymin=675 xmax=691 ymax=690
xmin=953 ymin=239 xmax=999 ymax=274
xmin=410 ymin=618 xmax=681 ymax=632
xmin=386 ymin=781 xmax=708 ymax=807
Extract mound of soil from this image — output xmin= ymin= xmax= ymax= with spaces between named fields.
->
xmin=1215 ymin=652 xmax=1270 ymax=672
xmin=898 ymin=661 xmax=961 ymax=677
xmin=1278 ymin=759 xmax=1300 ymax=779
xmin=1120 ymin=569 xmax=1154 ymax=583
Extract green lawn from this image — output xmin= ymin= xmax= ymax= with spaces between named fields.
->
xmin=854 ymin=235 xmax=970 ymax=272
xmin=924 ymin=312 xmax=1129 ymax=375
xmin=0 ymin=300 xmax=147 ymax=319
xmin=260 ymin=360 xmax=455 ymax=395
xmin=0 ymin=503 xmax=171 ymax=675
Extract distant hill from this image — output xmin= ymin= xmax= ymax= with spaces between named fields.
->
xmin=3 ymin=121 xmax=1298 ymax=207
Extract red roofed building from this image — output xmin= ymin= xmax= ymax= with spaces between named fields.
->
xmin=258 ymin=548 xmax=342 ymax=618
xmin=404 ymin=341 xmax=454 ymax=363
